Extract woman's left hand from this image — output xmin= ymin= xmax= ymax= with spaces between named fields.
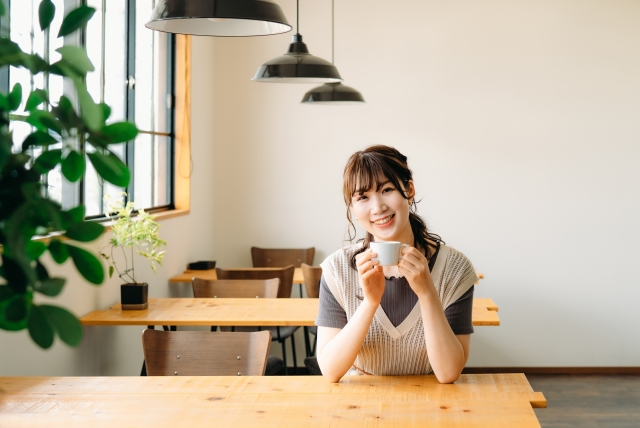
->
xmin=398 ymin=246 xmax=436 ymax=299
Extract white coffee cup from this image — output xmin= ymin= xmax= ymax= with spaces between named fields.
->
xmin=369 ymin=241 xmax=406 ymax=266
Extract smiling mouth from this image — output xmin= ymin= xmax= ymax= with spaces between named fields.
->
xmin=371 ymin=214 xmax=394 ymax=225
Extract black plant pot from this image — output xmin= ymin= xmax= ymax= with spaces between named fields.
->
xmin=121 ymin=283 xmax=149 ymax=310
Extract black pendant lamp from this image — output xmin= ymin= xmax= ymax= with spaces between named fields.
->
xmin=302 ymin=0 xmax=364 ymax=103
xmin=145 ymin=0 xmax=292 ymax=37
xmin=252 ymin=0 xmax=342 ymax=83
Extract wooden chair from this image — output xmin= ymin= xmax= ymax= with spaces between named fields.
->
xmin=141 ymin=329 xmax=272 ymax=376
xmin=202 ymin=271 xmax=298 ymax=374
xmin=192 ymin=278 xmax=280 ymax=300
xmin=301 ymin=263 xmax=322 ymax=357
xmin=250 ymin=246 xmax=315 ymax=268
xmin=215 ymin=266 xmax=295 ymax=299
xmin=300 ymin=264 xmax=321 ymax=298
xmin=250 ymin=247 xmax=315 ymax=298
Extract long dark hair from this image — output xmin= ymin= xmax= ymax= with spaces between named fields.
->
xmin=343 ymin=145 xmax=444 ymax=270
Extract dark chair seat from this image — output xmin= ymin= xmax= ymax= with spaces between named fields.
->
xmin=266 ymin=355 xmax=285 ymax=375
xmin=304 ymin=356 xmax=322 ymax=375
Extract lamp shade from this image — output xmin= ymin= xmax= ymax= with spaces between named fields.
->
xmin=301 ymin=82 xmax=364 ymax=103
xmin=252 ymin=34 xmax=342 ymax=83
xmin=145 ymin=0 xmax=292 ymax=37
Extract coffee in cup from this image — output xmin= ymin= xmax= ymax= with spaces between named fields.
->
xmin=369 ymin=241 xmax=405 ymax=266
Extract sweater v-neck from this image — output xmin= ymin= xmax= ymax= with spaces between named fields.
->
xmin=374 ymin=244 xmax=444 ymax=337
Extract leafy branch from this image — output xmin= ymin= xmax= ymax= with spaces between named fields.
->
xmin=0 ymin=1 xmax=138 ymax=348
xmin=99 ymin=194 xmax=166 ymax=285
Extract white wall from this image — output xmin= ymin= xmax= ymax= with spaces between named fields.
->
xmin=209 ymin=0 xmax=640 ymax=367
xmin=0 ymin=36 xmax=217 ymax=376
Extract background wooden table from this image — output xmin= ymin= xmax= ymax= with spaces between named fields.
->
xmin=79 ymin=298 xmax=500 ymax=327
xmin=170 ymin=268 xmax=485 ymax=286
xmin=0 ymin=374 xmax=544 ymax=427
xmin=170 ymin=267 xmax=305 ymax=284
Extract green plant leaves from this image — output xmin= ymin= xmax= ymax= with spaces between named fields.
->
xmin=65 ymin=221 xmax=104 ymax=242
xmin=22 ymin=130 xmax=57 ymax=150
xmin=1 ymin=256 xmax=29 ymax=293
xmin=87 ymin=151 xmax=130 ymax=187
xmin=58 ymin=6 xmax=95 ymax=38
xmin=100 ymin=103 xmax=111 ymax=121
xmin=8 ymin=83 xmax=22 ymax=111
xmin=75 ymin=78 xmax=103 ymax=130
xmin=26 ymin=241 xmax=47 ymax=261
xmin=48 ymin=240 xmax=69 ymax=264
xmin=56 ymin=46 xmax=94 ymax=75
xmin=41 ymin=305 xmax=83 ymax=347
xmin=33 ymin=149 xmax=62 ymax=174
xmin=39 ymin=0 xmax=56 ymax=31
xmin=61 ymin=150 xmax=84 ymax=182
xmin=5 ymin=294 xmax=28 ymax=322
xmin=35 ymin=278 xmax=65 ymax=297
xmin=66 ymin=244 xmax=104 ymax=285
xmin=26 ymin=302 xmax=82 ymax=348
xmin=64 ymin=206 xmax=85 ymax=224
xmin=102 ymin=122 xmax=138 ymax=143
xmin=26 ymin=110 xmax=62 ymax=134
xmin=0 ymin=287 xmax=29 ymax=331
xmin=25 ymin=89 xmax=48 ymax=111
xmin=28 ymin=305 xmax=54 ymax=348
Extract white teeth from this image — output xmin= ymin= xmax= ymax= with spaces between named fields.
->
xmin=373 ymin=216 xmax=392 ymax=225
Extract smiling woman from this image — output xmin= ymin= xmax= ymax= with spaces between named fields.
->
xmin=315 ymin=145 xmax=479 ymax=383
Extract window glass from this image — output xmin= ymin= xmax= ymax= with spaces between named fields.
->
xmin=5 ymin=0 xmax=174 ymax=218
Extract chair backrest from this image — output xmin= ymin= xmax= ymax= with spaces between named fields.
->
xmin=300 ymin=263 xmax=322 ymax=298
xmin=141 ymin=329 xmax=272 ymax=376
xmin=192 ymin=278 xmax=279 ymax=299
xmin=215 ymin=266 xmax=295 ymax=298
xmin=250 ymin=247 xmax=315 ymax=268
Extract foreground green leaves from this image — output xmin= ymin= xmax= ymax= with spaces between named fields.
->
xmin=0 ymin=1 xmax=136 ymax=350
xmin=58 ymin=5 xmax=95 ymax=38
xmin=87 ymin=151 xmax=130 ymax=187
xmin=66 ymin=244 xmax=104 ymax=285
xmin=38 ymin=0 xmax=55 ymax=31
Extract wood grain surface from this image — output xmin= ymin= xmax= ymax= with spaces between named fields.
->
xmin=0 ymin=374 xmax=544 ymax=427
xmin=79 ymin=298 xmax=500 ymax=327
xmin=170 ymin=267 xmax=305 ymax=284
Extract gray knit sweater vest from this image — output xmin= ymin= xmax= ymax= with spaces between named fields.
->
xmin=321 ymin=244 xmax=478 ymax=376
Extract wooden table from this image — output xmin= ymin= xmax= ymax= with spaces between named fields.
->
xmin=80 ymin=298 xmax=500 ymax=327
xmin=0 ymin=374 xmax=545 ymax=427
xmin=170 ymin=267 xmax=306 ymax=284
xmin=170 ymin=268 xmax=485 ymax=286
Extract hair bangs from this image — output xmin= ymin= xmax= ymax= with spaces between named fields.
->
xmin=343 ymin=151 xmax=408 ymax=205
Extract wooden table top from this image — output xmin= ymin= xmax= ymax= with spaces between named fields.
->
xmin=170 ymin=267 xmax=306 ymax=284
xmin=0 ymin=374 xmax=544 ymax=427
xmin=79 ymin=298 xmax=500 ymax=327
xmin=171 ymin=268 xmax=485 ymax=286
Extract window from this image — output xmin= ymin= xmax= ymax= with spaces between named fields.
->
xmin=4 ymin=0 xmax=175 ymax=217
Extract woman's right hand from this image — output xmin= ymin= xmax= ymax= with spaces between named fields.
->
xmin=355 ymin=249 xmax=386 ymax=305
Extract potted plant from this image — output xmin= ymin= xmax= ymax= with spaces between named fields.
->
xmin=0 ymin=1 xmax=137 ymax=348
xmin=100 ymin=194 xmax=166 ymax=310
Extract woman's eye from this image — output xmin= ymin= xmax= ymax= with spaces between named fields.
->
xmin=382 ymin=187 xmax=395 ymax=193
xmin=357 ymin=195 xmax=368 ymax=201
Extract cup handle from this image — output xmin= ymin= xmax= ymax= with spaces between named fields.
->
xmin=398 ymin=244 xmax=408 ymax=263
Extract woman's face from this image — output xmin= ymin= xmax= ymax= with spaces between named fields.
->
xmin=351 ymin=177 xmax=415 ymax=244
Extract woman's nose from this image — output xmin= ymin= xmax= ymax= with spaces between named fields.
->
xmin=370 ymin=195 xmax=387 ymax=214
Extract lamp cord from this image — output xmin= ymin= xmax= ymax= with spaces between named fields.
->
xmin=332 ymin=0 xmax=334 ymax=64
xmin=297 ymin=0 xmax=299 ymax=34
